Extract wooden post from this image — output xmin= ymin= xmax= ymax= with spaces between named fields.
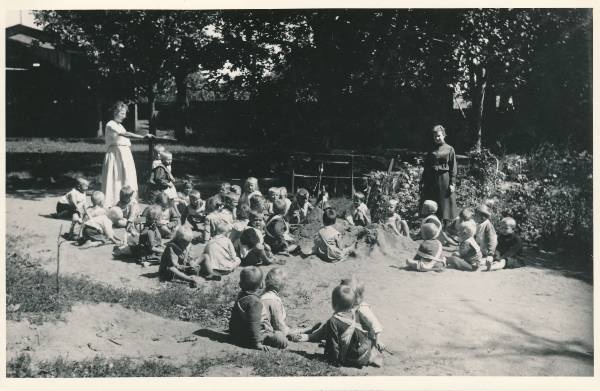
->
xmin=350 ymin=155 xmax=355 ymax=197
xmin=291 ymin=168 xmax=295 ymax=195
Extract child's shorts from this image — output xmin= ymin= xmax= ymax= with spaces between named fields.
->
xmin=56 ymin=202 xmax=82 ymax=217
xmin=81 ymin=225 xmax=106 ymax=242
xmin=241 ymin=247 xmax=270 ymax=266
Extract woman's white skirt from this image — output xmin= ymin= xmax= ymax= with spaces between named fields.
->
xmin=101 ymin=145 xmax=138 ymax=207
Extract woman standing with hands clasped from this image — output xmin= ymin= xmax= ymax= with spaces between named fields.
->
xmin=419 ymin=125 xmax=458 ymax=243
xmin=101 ymin=101 xmax=152 ymax=207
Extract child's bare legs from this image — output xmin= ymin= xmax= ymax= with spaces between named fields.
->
xmin=485 ymin=258 xmax=506 ymax=271
xmin=446 ymin=255 xmax=477 ymax=271
xmin=406 ymin=258 xmax=419 ymax=270
xmin=198 ymin=254 xmax=222 ymax=281
xmin=369 ymin=347 xmax=383 ymax=367
xmin=399 ymin=220 xmax=410 ymax=236
xmin=114 ymin=218 xmax=128 ymax=229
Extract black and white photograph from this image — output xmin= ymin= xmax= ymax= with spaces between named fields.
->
xmin=2 ymin=2 xmax=596 ymax=386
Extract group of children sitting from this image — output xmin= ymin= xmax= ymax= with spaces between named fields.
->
xmin=52 ymin=146 xmax=525 ymax=368
xmin=229 ymin=267 xmax=386 ymax=368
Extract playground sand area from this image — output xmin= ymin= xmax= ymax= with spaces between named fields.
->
xmin=5 ymin=194 xmax=594 ymax=376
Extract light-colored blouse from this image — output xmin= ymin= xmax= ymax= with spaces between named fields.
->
xmin=105 ymin=120 xmax=131 ymax=147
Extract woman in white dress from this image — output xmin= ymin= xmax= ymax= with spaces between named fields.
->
xmin=101 ymin=101 xmax=149 ymax=207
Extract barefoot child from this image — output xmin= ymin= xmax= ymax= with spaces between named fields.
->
xmin=384 ymin=198 xmax=410 ymax=236
xmin=446 ymin=220 xmax=482 ymax=271
xmin=112 ymin=185 xmax=140 ymax=231
xmin=487 ymin=217 xmax=525 ymax=271
xmin=56 ymin=177 xmax=89 ymax=238
xmin=314 ymin=207 xmax=355 ymax=263
xmin=346 ymin=191 xmax=371 ymax=227
xmin=406 ymin=223 xmax=446 ymax=272
xmin=158 ymin=226 xmax=200 ymax=287
xmin=260 ymin=268 xmax=313 ymax=347
xmin=200 ymin=221 xmax=241 ymax=280
xmin=78 ymin=192 xmax=122 ymax=247
xmin=474 ymin=204 xmax=498 ymax=267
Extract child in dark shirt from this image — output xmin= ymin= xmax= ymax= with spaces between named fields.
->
xmin=487 ymin=217 xmax=525 ymax=271
xmin=228 ymin=266 xmax=287 ymax=350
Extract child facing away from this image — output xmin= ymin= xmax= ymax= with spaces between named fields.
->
xmin=314 ymin=207 xmax=355 ymax=263
xmin=200 ymin=221 xmax=241 ymax=280
xmin=142 ymin=193 xmax=180 ymax=239
xmin=384 ymin=198 xmax=410 ymax=236
xmin=406 ymin=223 xmax=447 ymax=272
xmin=446 ymin=220 xmax=483 ymax=271
xmin=158 ymin=226 xmax=202 ymax=287
xmin=229 ymin=266 xmax=289 ymax=350
xmin=265 ymin=199 xmax=298 ymax=255
xmin=346 ymin=191 xmax=371 ymax=227
xmin=474 ymin=204 xmax=498 ymax=267
xmin=204 ymin=192 xmax=238 ymax=242
xmin=56 ymin=177 xmax=89 ymax=238
xmin=260 ymin=268 xmax=314 ymax=347
xmin=111 ymin=185 xmax=140 ymax=232
xmin=148 ymin=150 xmax=177 ymax=200
xmin=298 ymin=284 xmax=383 ymax=368
xmin=487 ymin=217 xmax=525 ymax=271
xmin=77 ymin=191 xmax=122 ymax=247
xmin=287 ymin=188 xmax=314 ymax=224
xmin=181 ymin=190 xmax=206 ymax=231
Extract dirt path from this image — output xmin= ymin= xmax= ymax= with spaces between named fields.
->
xmin=5 ymin=196 xmax=594 ymax=375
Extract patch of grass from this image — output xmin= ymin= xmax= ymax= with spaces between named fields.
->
xmin=6 ymin=233 xmax=238 ymax=327
xmin=7 ymin=351 xmax=342 ymax=378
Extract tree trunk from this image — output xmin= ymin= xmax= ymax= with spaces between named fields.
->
xmin=174 ymin=69 xmax=189 ymax=141
xmin=472 ymin=67 xmax=487 ymax=152
xmin=148 ymin=82 xmax=157 ymax=136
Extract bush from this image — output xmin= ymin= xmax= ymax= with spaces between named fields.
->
xmin=365 ymin=144 xmax=592 ymax=258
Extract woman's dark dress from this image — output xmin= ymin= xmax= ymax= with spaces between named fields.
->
xmin=421 ymin=142 xmax=457 ymax=221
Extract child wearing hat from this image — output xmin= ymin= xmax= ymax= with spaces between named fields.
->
xmin=287 ymin=188 xmax=314 ymax=224
xmin=446 ymin=220 xmax=482 ymax=271
xmin=487 ymin=217 xmax=525 ymax=271
xmin=346 ymin=191 xmax=371 ymax=227
xmin=148 ymin=150 xmax=177 ymax=200
xmin=314 ymin=207 xmax=355 ymax=263
xmin=406 ymin=222 xmax=446 ymax=272
xmin=474 ymin=204 xmax=498 ymax=266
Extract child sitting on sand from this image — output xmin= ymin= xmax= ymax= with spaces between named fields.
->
xmin=182 ymin=190 xmax=205 ymax=231
xmin=279 ymin=187 xmax=292 ymax=215
xmin=264 ymin=187 xmax=279 ymax=218
xmin=143 ymin=193 xmax=180 ymax=239
xmin=314 ymin=207 xmax=355 ymax=263
xmin=205 ymin=182 xmax=231 ymax=215
xmin=420 ymin=200 xmax=456 ymax=245
xmin=111 ymin=185 xmax=139 ymax=231
xmin=228 ymin=267 xmax=276 ymax=350
xmin=239 ymin=177 xmax=262 ymax=210
xmin=300 ymin=284 xmax=383 ymax=368
xmin=158 ymin=226 xmax=201 ymax=287
xmin=474 ymin=204 xmax=498 ymax=267
xmin=230 ymin=204 xmax=251 ymax=250
xmin=265 ymin=199 xmax=297 ymax=255
xmin=56 ymin=177 xmax=89 ymax=238
xmin=346 ymin=191 xmax=371 ymax=227
xmin=447 ymin=208 xmax=474 ymax=243
xmin=287 ymin=188 xmax=314 ymax=224
xmin=406 ymin=223 xmax=446 ymax=272
xmin=446 ymin=220 xmax=482 ymax=271
xmin=239 ymin=211 xmax=276 ymax=266
xmin=487 ymin=217 xmax=525 ymax=271
xmin=201 ymin=221 xmax=241 ymax=279
xmin=77 ymin=191 xmax=122 ymax=247
xmin=148 ymin=150 xmax=177 ymax=200
xmin=260 ymin=267 xmax=314 ymax=348
xmin=112 ymin=204 xmax=164 ymax=263
xmin=384 ymin=198 xmax=410 ymax=236
xmin=204 ymin=192 xmax=238 ymax=242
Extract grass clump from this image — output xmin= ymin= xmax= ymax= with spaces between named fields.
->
xmin=6 ymin=233 xmax=237 ymax=327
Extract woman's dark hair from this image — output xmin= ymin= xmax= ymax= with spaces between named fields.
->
xmin=322 ymin=207 xmax=337 ymax=226
xmin=109 ymin=101 xmax=128 ymax=119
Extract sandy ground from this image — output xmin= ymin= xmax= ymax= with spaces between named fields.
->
xmin=5 ymin=195 xmax=594 ymax=376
